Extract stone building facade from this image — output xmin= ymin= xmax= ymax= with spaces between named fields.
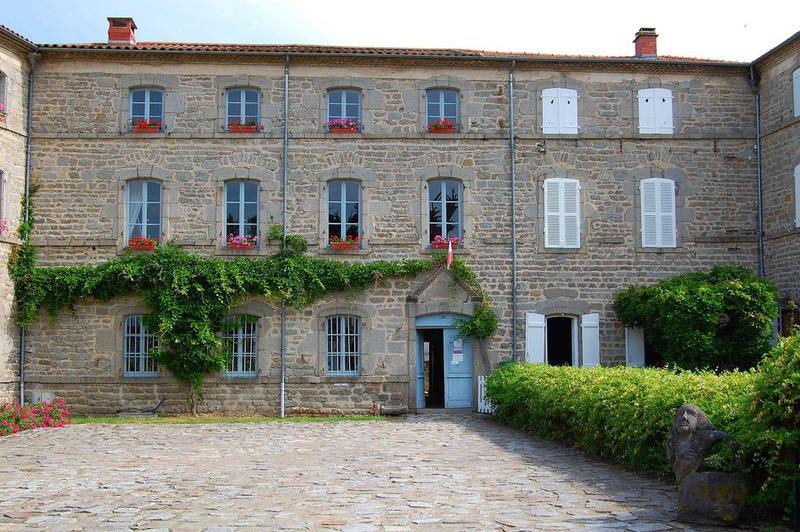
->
xmin=0 ymin=20 xmax=797 ymax=414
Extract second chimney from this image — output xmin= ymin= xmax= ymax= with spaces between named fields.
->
xmin=634 ymin=27 xmax=657 ymax=58
xmin=108 ymin=17 xmax=137 ymax=45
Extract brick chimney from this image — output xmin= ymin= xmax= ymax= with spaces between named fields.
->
xmin=633 ymin=27 xmax=657 ymax=58
xmin=107 ymin=17 xmax=137 ymax=45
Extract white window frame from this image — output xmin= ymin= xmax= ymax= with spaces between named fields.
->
xmin=793 ymin=68 xmax=800 ymax=118
xmin=327 ymin=89 xmax=361 ymax=122
xmin=543 ymin=177 xmax=581 ymax=248
xmin=225 ymin=88 xmax=260 ymax=127
xmin=126 ymin=179 xmax=161 ymax=241
xmin=426 ymin=88 xmax=459 ymax=127
xmin=638 ymin=88 xmax=674 ymax=134
xmin=428 ymin=179 xmax=462 ymax=244
xmin=0 ymin=71 xmax=6 ymax=109
xmin=222 ymin=315 xmax=258 ymax=377
xmin=327 ymin=180 xmax=361 ymax=245
xmin=225 ymin=180 xmax=259 ymax=243
xmin=326 ymin=315 xmax=361 ymax=376
xmin=640 ymin=177 xmax=677 ymax=248
xmin=123 ymin=315 xmax=159 ymax=377
xmin=129 ymin=88 xmax=164 ymax=125
xmin=794 ymin=163 xmax=800 ymax=228
xmin=541 ymin=88 xmax=579 ymax=134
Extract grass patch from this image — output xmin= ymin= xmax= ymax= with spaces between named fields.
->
xmin=72 ymin=415 xmax=382 ymax=425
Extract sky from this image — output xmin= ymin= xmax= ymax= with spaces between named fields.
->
xmin=1 ymin=0 xmax=798 ymax=62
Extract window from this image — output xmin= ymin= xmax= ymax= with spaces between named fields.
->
xmin=638 ymin=88 xmax=673 ymax=134
xmin=795 ymin=163 xmax=800 ymax=228
xmin=428 ymin=179 xmax=462 ymax=243
xmin=327 ymin=180 xmax=360 ymax=245
xmin=326 ymin=315 xmax=360 ymax=376
xmin=123 ymin=315 xmax=158 ymax=377
xmin=426 ymin=88 xmax=459 ymax=128
xmin=126 ymin=180 xmax=161 ymax=241
xmin=641 ymin=178 xmax=676 ymax=248
xmin=226 ymin=88 xmax=260 ymax=127
xmin=225 ymin=180 xmax=259 ymax=243
xmin=328 ymin=89 xmax=361 ymax=123
xmin=0 ymin=71 xmax=6 ymax=110
xmin=543 ymin=178 xmax=580 ymax=248
xmin=130 ymin=88 xmax=164 ymax=126
xmin=793 ymin=68 xmax=800 ymax=118
xmin=222 ymin=315 xmax=258 ymax=377
xmin=541 ymin=88 xmax=578 ymax=134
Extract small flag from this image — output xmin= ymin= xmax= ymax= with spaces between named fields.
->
xmin=446 ymin=239 xmax=454 ymax=270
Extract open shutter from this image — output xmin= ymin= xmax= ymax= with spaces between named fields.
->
xmin=638 ymin=89 xmax=656 ymax=134
xmin=658 ymin=179 xmax=676 ymax=247
xmin=525 ymin=313 xmax=545 ymax=364
xmin=795 ymin=164 xmax=800 ymax=228
xmin=558 ymin=89 xmax=579 ymax=134
xmin=581 ymin=313 xmax=600 ymax=367
xmin=543 ymin=180 xmax=561 ymax=247
xmin=625 ymin=327 xmax=645 ymax=367
xmin=653 ymin=88 xmax=674 ymax=134
xmin=563 ymin=180 xmax=580 ymax=248
xmin=641 ymin=179 xmax=658 ymax=247
xmin=541 ymin=88 xmax=559 ymax=134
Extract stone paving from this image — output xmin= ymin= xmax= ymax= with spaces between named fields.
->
xmin=0 ymin=412 xmax=730 ymax=531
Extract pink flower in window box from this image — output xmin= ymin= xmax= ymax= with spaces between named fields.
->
xmin=227 ymin=234 xmax=258 ymax=250
xmin=431 ymin=235 xmax=459 ymax=249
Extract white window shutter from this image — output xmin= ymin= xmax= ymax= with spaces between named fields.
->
xmin=543 ymin=180 xmax=561 ymax=247
xmin=795 ymin=164 xmax=800 ymax=228
xmin=658 ymin=180 xmax=677 ymax=247
xmin=541 ymin=88 xmax=559 ymax=134
xmin=625 ymin=327 xmax=645 ymax=367
xmin=641 ymin=180 xmax=658 ymax=247
xmin=638 ymin=89 xmax=656 ymax=134
xmin=562 ymin=180 xmax=580 ymax=248
xmin=793 ymin=68 xmax=800 ymax=118
xmin=653 ymin=88 xmax=674 ymax=134
xmin=558 ymin=88 xmax=579 ymax=134
xmin=581 ymin=313 xmax=600 ymax=367
xmin=525 ymin=313 xmax=546 ymax=364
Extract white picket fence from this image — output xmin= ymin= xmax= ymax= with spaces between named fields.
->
xmin=477 ymin=375 xmax=494 ymax=414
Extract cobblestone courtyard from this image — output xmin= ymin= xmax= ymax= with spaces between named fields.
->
xmin=0 ymin=413 xmax=715 ymax=530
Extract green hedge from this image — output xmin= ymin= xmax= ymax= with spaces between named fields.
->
xmin=485 ymin=334 xmax=800 ymax=520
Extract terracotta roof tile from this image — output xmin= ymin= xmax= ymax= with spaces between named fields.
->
xmin=0 ymin=23 xmax=37 ymax=48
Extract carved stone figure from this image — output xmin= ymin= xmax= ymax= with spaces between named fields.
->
xmin=667 ymin=404 xmax=748 ymax=525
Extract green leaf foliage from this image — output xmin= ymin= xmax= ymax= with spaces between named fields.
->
xmin=485 ymin=335 xmax=800 ymax=521
xmin=613 ymin=266 xmax=779 ymax=370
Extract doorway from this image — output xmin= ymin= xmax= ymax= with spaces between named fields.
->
xmin=546 ymin=316 xmax=578 ymax=366
xmin=419 ymin=329 xmax=444 ymax=408
xmin=415 ymin=314 xmax=473 ymax=409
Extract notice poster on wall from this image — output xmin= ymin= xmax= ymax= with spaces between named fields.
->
xmin=452 ymin=339 xmax=464 ymax=364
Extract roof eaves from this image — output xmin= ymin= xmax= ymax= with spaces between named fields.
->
xmin=0 ymin=24 xmax=37 ymax=51
xmin=751 ymin=30 xmax=800 ymax=68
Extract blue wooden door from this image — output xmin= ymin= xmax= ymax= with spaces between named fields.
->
xmin=444 ymin=328 xmax=472 ymax=408
xmin=415 ymin=331 xmax=425 ymax=409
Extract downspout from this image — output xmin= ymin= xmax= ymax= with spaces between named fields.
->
xmin=749 ymin=65 xmax=765 ymax=277
xmin=509 ymin=60 xmax=518 ymax=362
xmin=279 ymin=54 xmax=289 ymax=418
xmin=19 ymin=52 xmax=38 ymax=405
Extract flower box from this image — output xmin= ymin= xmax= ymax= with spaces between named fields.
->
xmin=330 ymin=241 xmax=359 ymax=250
xmin=227 ymin=234 xmax=258 ymax=250
xmin=228 ymin=124 xmax=259 ymax=133
xmin=431 ymin=236 xmax=459 ymax=249
xmin=327 ymin=119 xmax=360 ymax=134
xmin=128 ymin=237 xmax=157 ymax=251
xmin=227 ymin=242 xmax=256 ymax=250
xmin=131 ymin=125 xmax=161 ymax=133
xmin=429 ymin=127 xmax=456 ymax=134
xmin=330 ymin=127 xmax=358 ymax=134
xmin=0 ymin=104 xmax=7 ymax=124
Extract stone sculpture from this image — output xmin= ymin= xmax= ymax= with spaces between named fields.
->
xmin=667 ymin=403 xmax=748 ymax=525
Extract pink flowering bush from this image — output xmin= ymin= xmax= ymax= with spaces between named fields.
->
xmin=0 ymin=399 xmax=72 ymax=436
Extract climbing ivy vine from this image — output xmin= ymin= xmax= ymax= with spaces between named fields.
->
xmin=10 ymin=213 xmax=498 ymax=400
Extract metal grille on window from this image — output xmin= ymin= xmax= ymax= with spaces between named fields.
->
xmin=328 ymin=89 xmax=361 ymax=122
xmin=326 ymin=316 xmax=360 ymax=375
xmin=426 ymin=88 xmax=459 ymax=127
xmin=327 ymin=180 xmax=361 ymax=244
xmin=222 ymin=316 xmax=257 ymax=377
xmin=126 ymin=180 xmax=161 ymax=240
xmin=226 ymin=88 xmax=260 ymax=126
xmin=130 ymin=88 xmax=164 ymax=124
xmin=225 ymin=180 xmax=259 ymax=240
xmin=428 ymin=179 xmax=461 ymax=243
xmin=123 ymin=315 xmax=158 ymax=376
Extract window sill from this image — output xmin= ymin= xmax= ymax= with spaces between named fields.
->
xmin=541 ymin=247 xmax=583 ymax=254
xmin=122 ymin=373 xmax=160 ymax=379
xmin=324 ymin=131 xmax=363 ymax=138
xmin=122 ymin=131 xmax=168 ymax=139
xmin=636 ymin=246 xmax=681 ymax=253
xmin=220 ymin=374 xmax=258 ymax=382
xmin=420 ymin=246 xmax=469 ymax=255
xmin=318 ymin=247 xmax=370 ymax=256
xmin=321 ymin=375 xmax=362 ymax=382
xmin=0 ymin=234 xmax=22 ymax=245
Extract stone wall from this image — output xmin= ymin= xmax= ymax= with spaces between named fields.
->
xmin=21 ymin=53 xmax=762 ymax=412
xmin=758 ymin=41 xmax=800 ymax=306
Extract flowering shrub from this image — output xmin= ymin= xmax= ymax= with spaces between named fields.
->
xmin=130 ymin=118 xmax=162 ymax=130
xmin=327 ymin=118 xmax=359 ymax=131
xmin=0 ymin=219 xmax=9 ymax=237
xmin=0 ymin=399 xmax=71 ymax=436
xmin=431 ymin=235 xmax=458 ymax=249
xmin=227 ymin=234 xmax=258 ymax=249
xmin=428 ymin=118 xmax=456 ymax=131
xmin=329 ymin=234 xmax=359 ymax=249
xmin=128 ymin=235 xmax=158 ymax=251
